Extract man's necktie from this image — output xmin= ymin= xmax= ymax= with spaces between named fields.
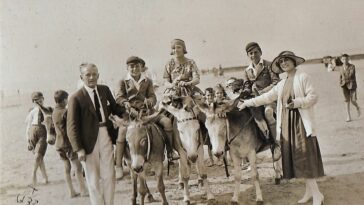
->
xmin=38 ymin=109 xmax=44 ymax=124
xmin=93 ymin=90 xmax=102 ymax=122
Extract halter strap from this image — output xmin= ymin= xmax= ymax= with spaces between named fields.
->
xmin=226 ymin=115 xmax=254 ymax=146
xmin=145 ymin=127 xmax=152 ymax=161
xmin=177 ymin=117 xmax=198 ymax=123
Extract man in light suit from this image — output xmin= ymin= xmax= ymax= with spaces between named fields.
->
xmin=67 ymin=63 xmax=121 ymax=205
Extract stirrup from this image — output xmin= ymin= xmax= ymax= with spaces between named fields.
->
xmin=168 ymin=152 xmax=180 ymax=161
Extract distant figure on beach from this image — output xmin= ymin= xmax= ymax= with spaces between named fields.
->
xmin=140 ymin=58 xmax=160 ymax=91
xmin=323 ymin=56 xmax=335 ymax=72
xmin=218 ymin=65 xmax=224 ymax=76
xmin=51 ymin=90 xmax=88 ymax=198
xmin=24 ymin=92 xmax=49 ymax=186
xmin=339 ymin=54 xmax=361 ymax=122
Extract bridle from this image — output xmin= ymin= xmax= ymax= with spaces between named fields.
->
xmin=207 ymin=113 xmax=253 ymax=151
xmin=127 ymin=124 xmax=152 ymax=162
xmin=176 ymin=110 xmax=202 ymax=155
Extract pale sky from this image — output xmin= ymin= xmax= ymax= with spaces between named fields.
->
xmin=1 ymin=0 xmax=364 ymax=93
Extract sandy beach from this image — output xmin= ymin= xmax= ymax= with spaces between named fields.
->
xmin=1 ymin=61 xmax=364 ymax=205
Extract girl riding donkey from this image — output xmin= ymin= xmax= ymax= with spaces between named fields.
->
xmin=160 ymin=39 xmax=215 ymax=204
xmin=115 ymin=56 xmax=180 ymax=179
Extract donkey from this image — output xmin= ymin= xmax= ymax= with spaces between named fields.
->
xmin=160 ymin=100 xmax=215 ymax=205
xmin=197 ymin=101 xmax=282 ymax=205
xmin=110 ymin=114 xmax=169 ymax=205
xmin=37 ymin=105 xmax=56 ymax=145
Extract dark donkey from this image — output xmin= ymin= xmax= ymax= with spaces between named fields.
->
xmin=197 ymin=101 xmax=282 ymax=205
xmin=110 ymin=114 xmax=169 ymax=205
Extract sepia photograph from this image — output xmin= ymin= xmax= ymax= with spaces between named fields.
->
xmin=1 ymin=0 xmax=364 ymax=204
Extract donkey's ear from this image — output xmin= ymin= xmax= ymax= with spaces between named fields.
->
xmin=195 ymin=101 xmax=209 ymax=113
xmin=109 ymin=114 xmax=128 ymax=127
xmin=37 ymin=104 xmax=53 ymax=115
xmin=219 ymin=98 xmax=240 ymax=113
xmin=159 ymin=101 xmax=180 ymax=115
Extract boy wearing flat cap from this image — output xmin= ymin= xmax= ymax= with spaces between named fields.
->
xmin=115 ymin=56 xmax=179 ymax=176
xmin=339 ymin=54 xmax=361 ymax=121
xmin=243 ymin=42 xmax=280 ymax=142
xmin=25 ymin=91 xmax=49 ymax=186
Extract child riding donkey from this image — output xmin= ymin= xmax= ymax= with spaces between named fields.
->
xmin=242 ymin=42 xmax=280 ymax=144
xmin=114 ymin=56 xmax=180 ymax=178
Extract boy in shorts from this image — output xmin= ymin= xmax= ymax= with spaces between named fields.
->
xmin=52 ymin=90 xmax=88 ymax=197
xmin=25 ymin=92 xmax=49 ymax=186
xmin=339 ymin=54 xmax=361 ymax=121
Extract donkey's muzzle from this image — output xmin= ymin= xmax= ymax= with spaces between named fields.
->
xmin=188 ymin=154 xmax=198 ymax=163
xmin=132 ymin=165 xmax=144 ymax=173
xmin=214 ymin=151 xmax=224 ymax=158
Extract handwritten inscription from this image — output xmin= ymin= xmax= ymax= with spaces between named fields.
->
xmin=16 ymin=185 xmax=39 ymax=205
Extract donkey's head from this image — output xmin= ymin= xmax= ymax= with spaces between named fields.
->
xmin=160 ymin=100 xmax=201 ymax=163
xmin=110 ymin=114 xmax=157 ymax=173
xmin=38 ymin=105 xmax=56 ymax=145
xmin=197 ymin=100 xmax=237 ymax=158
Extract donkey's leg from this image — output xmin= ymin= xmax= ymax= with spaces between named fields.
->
xmin=179 ymin=153 xmax=191 ymax=204
xmin=177 ymin=148 xmax=188 ymax=190
xmin=230 ymin=153 xmax=242 ymax=204
xmin=144 ymin=178 xmax=155 ymax=203
xmin=247 ymin=150 xmax=263 ymax=204
xmin=138 ymin=173 xmax=148 ymax=205
xmin=155 ymin=162 xmax=169 ymax=205
xmin=130 ymin=168 xmax=138 ymax=205
xmin=196 ymin=145 xmax=214 ymax=201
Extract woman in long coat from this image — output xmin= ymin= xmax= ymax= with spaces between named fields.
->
xmin=239 ymin=51 xmax=324 ymax=205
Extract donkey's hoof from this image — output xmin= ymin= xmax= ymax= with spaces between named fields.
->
xmin=275 ymin=178 xmax=281 ymax=185
xmin=230 ymin=201 xmax=239 ymax=205
xmin=178 ymin=183 xmax=184 ymax=190
xmin=198 ymin=179 xmax=204 ymax=187
xmin=207 ymin=198 xmax=216 ymax=205
xmin=256 ymin=200 xmax=264 ymax=205
xmin=162 ymin=202 xmax=169 ymax=205
xmin=184 ymin=200 xmax=191 ymax=205
xmin=146 ymin=194 xmax=155 ymax=203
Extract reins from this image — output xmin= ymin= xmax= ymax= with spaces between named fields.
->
xmin=226 ymin=115 xmax=254 ymax=146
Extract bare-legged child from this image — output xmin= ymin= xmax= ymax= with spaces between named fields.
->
xmin=339 ymin=54 xmax=361 ymax=122
xmin=25 ymin=92 xmax=49 ymax=186
xmin=52 ymin=90 xmax=88 ymax=197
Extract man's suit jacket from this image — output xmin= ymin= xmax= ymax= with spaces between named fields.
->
xmin=67 ymin=84 xmax=121 ymax=155
xmin=339 ymin=64 xmax=357 ymax=90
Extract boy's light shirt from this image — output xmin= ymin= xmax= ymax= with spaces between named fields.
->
xmin=126 ymin=73 xmax=146 ymax=91
xmin=25 ymin=106 xmax=41 ymax=139
xmin=246 ymin=58 xmax=264 ymax=77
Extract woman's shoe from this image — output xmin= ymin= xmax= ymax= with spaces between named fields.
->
xmin=297 ymin=194 xmax=312 ymax=203
xmin=313 ymin=194 xmax=324 ymax=205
